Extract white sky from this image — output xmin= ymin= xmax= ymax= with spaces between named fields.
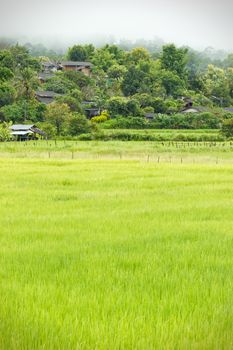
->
xmin=0 ymin=0 xmax=233 ymax=50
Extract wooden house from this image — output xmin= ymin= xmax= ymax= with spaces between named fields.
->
xmin=35 ymin=91 xmax=60 ymax=104
xmin=38 ymin=61 xmax=58 ymax=83
xmin=10 ymin=125 xmax=46 ymax=141
xmin=224 ymin=108 xmax=233 ymax=113
xmin=59 ymin=61 xmax=92 ymax=76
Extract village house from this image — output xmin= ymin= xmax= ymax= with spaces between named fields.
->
xmin=35 ymin=91 xmax=60 ymax=104
xmin=38 ymin=61 xmax=58 ymax=83
xmin=38 ymin=60 xmax=93 ymax=82
xmin=59 ymin=61 xmax=93 ymax=76
xmin=181 ymin=106 xmax=209 ymax=113
xmin=38 ymin=72 xmax=55 ymax=83
xmin=10 ymin=125 xmax=46 ymax=141
xmin=224 ymin=108 xmax=233 ymax=113
xmin=144 ymin=112 xmax=155 ymax=120
xmin=181 ymin=100 xmax=209 ymax=113
xmin=81 ymin=101 xmax=100 ymax=118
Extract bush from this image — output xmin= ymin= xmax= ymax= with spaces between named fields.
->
xmin=107 ymin=97 xmax=141 ymax=117
xmin=0 ymin=122 xmax=11 ymax=141
xmin=150 ymin=113 xmax=220 ymax=129
xmin=102 ymin=116 xmax=147 ymax=129
xmin=77 ymin=133 xmax=93 ymax=141
xmin=101 ymin=113 xmax=221 ymax=130
xmin=38 ymin=122 xmax=56 ymax=138
xmin=91 ymin=111 xmax=109 ymax=123
xmin=68 ymin=114 xmax=91 ymax=136
xmin=96 ymin=131 xmax=224 ymax=142
xmin=221 ymin=118 xmax=233 ymax=138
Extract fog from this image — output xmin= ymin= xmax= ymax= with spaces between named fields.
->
xmin=0 ymin=0 xmax=233 ymax=50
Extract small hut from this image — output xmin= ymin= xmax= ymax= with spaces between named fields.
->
xmin=10 ymin=124 xmax=46 ymax=141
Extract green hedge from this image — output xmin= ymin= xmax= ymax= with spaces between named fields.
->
xmin=101 ymin=113 xmax=221 ymax=130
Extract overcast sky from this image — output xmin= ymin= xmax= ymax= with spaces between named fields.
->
xmin=0 ymin=0 xmax=233 ymax=50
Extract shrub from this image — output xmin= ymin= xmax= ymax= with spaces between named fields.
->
xmin=221 ymin=118 xmax=233 ymax=138
xmin=0 ymin=122 xmax=12 ymax=141
xmin=77 ymin=133 xmax=93 ymax=141
xmin=102 ymin=116 xmax=147 ymax=129
xmin=91 ymin=111 xmax=110 ymax=123
xmin=68 ymin=114 xmax=91 ymax=136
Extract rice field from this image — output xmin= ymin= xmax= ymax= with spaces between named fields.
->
xmin=0 ymin=139 xmax=233 ymax=164
xmin=0 ymin=154 xmax=233 ymax=349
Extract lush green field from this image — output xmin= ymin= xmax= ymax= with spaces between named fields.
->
xmin=0 ymin=139 xmax=233 ymax=164
xmin=103 ymin=128 xmax=222 ymax=140
xmin=0 ymin=157 xmax=233 ymax=349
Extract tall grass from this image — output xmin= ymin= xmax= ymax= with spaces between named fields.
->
xmin=0 ymin=139 xmax=233 ymax=164
xmin=0 ymin=158 xmax=233 ymax=349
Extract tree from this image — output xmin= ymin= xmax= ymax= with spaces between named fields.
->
xmin=107 ymin=64 xmax=127 ymax=80
xmin=0 ymin=82 xmax=16 ymax=107
xmin=45 ymin=102 xmax=71 ymax=135
xmin=15 ymin=67 xmax=39 ymax=99
xmin=67 ymin=44 xmax=94 ymax=61
xmin=0 ymin=67 xmax=14 ymax=81
xmin=10 ymin=45 xmax=40 ymax=71
xmin=126 ymin=99 xmax=141 ymax=116
xmin=0 ymin=122 xmax=11 ymax=141
xmin=68 ymin=113 xmax=91 ymax=136
xmin=160 ymin=70 xmax=185 ymax=97
xmin=107 ymin=96 xmax=141 ymax=117
xmin=126 ymin=48 xmax=150 ymax=65
xmin=160 ymin=44 xmax=188 ymax=80
xmin=56 ymin=90 xmax=82 ymax=112
xmin=107 ymin=96 xmax=128 ymax=116
xmin=0 ymin=99 xmax=46 ymax=122
xmin=226 ymin=68 xmax=233 ymax=100
xmin=202 ymin=65 xmax=230 ymax=106
xmin=0 ymin=102 xmax=23 ymax=122
xmin=121 ymin=65 xmax=147 ymax=96
xmin=92 ymin=49 xmax=116 ymax=72
xmin=103 ymin=44 xmax=125 ymax=62
xmin=223 ymin=54 xmax=233 ymax=68
xmin=64 ymin=70 xmax=92 ymax=89
xmin=44 ymin=73 xmax=77 ymax=94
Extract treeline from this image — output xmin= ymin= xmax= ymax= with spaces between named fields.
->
xmin=0 ymin=43 xmax=233 ymax=138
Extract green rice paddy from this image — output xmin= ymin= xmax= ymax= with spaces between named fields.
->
xmin=0 ymin=144 xmax=233 ymax=349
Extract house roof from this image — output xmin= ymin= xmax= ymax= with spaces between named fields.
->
xmin=181 ymin=106 xmax=209 ymax=113
xmin=10 ymin=124 xmax=46 ymax=137
xmin=224 ymin=108 xmax=233 ymax=112
xmin=35 ymin=91 xmax=60 ymax=104
xmin=60 ymin=61 xmax=92 ymax=67
xmin=35 ymin=91 xmax=59 ymax=98
xmin=42 ymin=61 xmax=56 ymax=68
xmin=11 ymin=124 xmax=35 ymax=131
xmin=38 ymin=72 xmax=55 ymax=81
xmin=144 ymin=113 xmax=155 ymax=119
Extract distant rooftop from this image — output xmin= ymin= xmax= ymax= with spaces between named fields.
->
xmin=10 ymin=124 xmax=35 ymax=131
xmin=60 ymin=61 xmax=92 ymax=67
xmin=181 ymin=106 xmax=209 ymax=113
xmin=35 ymin=91 xmax=60 ymax=98
xmin=10 ymin=124 xmax=46 ymax=137
xmin=38 ymin=72 xmax=55 ymax=80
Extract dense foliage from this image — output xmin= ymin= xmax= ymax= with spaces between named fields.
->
xmin=0 ymin=42 xmax=233 ymax=138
